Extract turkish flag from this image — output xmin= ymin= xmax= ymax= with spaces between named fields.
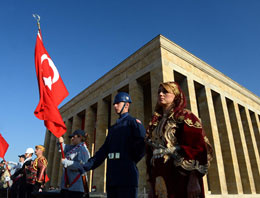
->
xmin=0 ymin=134 xmax=9 ymax=158
xmin=34 ymin=30 xmax=69 ymax=138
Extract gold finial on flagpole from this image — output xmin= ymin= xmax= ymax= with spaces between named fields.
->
xmin=32 ymin=14 xmax=41 ymax=30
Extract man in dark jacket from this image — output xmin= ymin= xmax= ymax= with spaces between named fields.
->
xmin=11 ymin=148 xmax=35 ymax=198
xmin=83 ymin=92 xmax=145 ymax=198
xmin=9 ymin=154 xmax=25 ymax=198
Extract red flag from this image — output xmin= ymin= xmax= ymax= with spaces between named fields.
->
xmin=34 ymin=30 xmax=69 ymax=138
xmin=0 ymin=134 xmax=9 ymax=158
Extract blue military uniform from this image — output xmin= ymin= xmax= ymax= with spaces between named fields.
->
xmin=59 ymin=130 xmax=90 ymax=198
xmin=84 ymin=112 xmax=145 ymax=198
xmin=60 ymin=142 xmax=90 ymax=192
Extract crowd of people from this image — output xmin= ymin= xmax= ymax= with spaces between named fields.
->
xmin=0 ymin=146 xmax=48 ymax=198
xmin=0 ymin=81 xmax=213 ymax=198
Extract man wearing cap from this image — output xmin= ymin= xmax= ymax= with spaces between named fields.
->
xmin=9 ymin=154 xmax=25 ymax=198
xmin=33 ymin=145 xmax=48 ymax=192
xmin=11 ymin=148 xmax=35 ymax=198
xmin=82 ymin=92 xmax=146 ymax=198
xmin=58 ymin=129 xmax=90 ymax=198
xmin=8 ymin=154 xmax=25 ymax=176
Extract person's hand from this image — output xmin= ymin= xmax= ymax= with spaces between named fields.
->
xmin=61 ymin=158 xmax=66 ymax=165
xmin=153 ymin=147 xmax=178 ymax=157
xmin=5 ymin=176 xmax=10 ymax=182
xmin=187 ymin=171 xmax=201 ymax=198
xmin=83 ymin=163 xmax=91 ymax=172
xmin=59 ymin=137 xmax=64 ymax=143
xmin=78 ymin=165 xmax=85 ymax=174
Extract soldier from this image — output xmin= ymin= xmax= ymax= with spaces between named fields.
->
xmin=82 ymin=92 xmax=146 ymax=198
xmin=33 ymin=145 xmax=48 ymax=192
xmin=58 ymin=129 xmax=90 ymax=198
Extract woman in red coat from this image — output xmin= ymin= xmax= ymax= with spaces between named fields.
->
xmin=145 ymin=81 xmax=213 ymax=198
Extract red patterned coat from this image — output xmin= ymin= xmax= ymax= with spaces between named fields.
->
xmin=146 ymin=109 xmax=213 ymax=198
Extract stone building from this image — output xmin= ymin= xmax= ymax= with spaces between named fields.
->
xmin=44 ymin=35 xmax=260 ymax=197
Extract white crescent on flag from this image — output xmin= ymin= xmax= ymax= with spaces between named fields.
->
xmin=41 ymin=54 xmax=60 ymax=90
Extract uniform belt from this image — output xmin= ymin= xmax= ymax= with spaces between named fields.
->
xmin=108 ymin=152 xmax=120 ymax=160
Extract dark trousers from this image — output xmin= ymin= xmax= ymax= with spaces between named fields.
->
xmin=25 ymin=184 xmax=34 ymax=198
xmin=106 ymin=186 xmax=138 ymax=198
xmin=10 ymin=177 xmax=22 ymax=198
xmin=60 ymin=189 xmax=84 ymax=198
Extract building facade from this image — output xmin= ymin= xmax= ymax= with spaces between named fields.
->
xmin=44 ymin=35 xmax=260 ymax=197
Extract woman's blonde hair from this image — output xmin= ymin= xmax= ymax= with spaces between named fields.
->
xmin=155 ymin=81 xmax=186 ymax=116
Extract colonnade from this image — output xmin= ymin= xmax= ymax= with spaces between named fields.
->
xmin=43 ymin=66 xmax=260 ymax=197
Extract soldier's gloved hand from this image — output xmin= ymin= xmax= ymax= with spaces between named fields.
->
xmin=5 ymin=176 xmax=10 ymax=182
xmin=61 ymin=158 xmax=72 ymax=168
xmin=78 ymin=165 xmax=85 ymax=174
xmin=83 ymin=164 xmax=91 ymax=172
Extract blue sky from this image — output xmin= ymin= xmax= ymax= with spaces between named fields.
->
xmin=1 ymin=0 xmax=259 ymax=162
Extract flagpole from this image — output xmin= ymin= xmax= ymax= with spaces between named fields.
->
xmin=59 ymin=141 xmax=70 ymax=187
xmin=33 ymin=14 xmax=70 ymax=188
xmin=32 ymin=14 xmax=41 ymax=30
xmin=33 ymin=13 xmax=68 ymax=158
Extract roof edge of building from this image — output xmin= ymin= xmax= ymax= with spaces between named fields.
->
xmin=60 ymin=34 xmax=163 ymax=112
xmin=60 ymin=34 xmax=260 ymax=113
xmin=159 ymin=35 xmax=260 ymax=105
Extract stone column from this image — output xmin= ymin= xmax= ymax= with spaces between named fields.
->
xmin=150 ymin=67 xmax=163 ymax=110
xmin=57 ymin=162 xmax=63 ymax=188
xmin=187 ymin=77 xmax=199 ymax=117
xmin=85 ymin=106 xmax=96 ymax=190
xmin=129 ymin=80 xmax=145 ymax=122
xmin=186 ymin=77 xmax=209 ymax=193
xmin=162 ymin=64 xmax=174 ymax=82
xmin=220 ymin=95 xmax=243 ymax=194
xmin=110 ymin=91 xmax=118 ymax=126
xmin=85 ymin=106 xmax=96 ymax=158
xmin=205 ymin=87 xmax=228 ymax=194
xmin=50 ymin=143 xmax=60 ymax=187
xmin=129 ymin=80 xmax=147 ymax=193
xmin=213 ymin=92 xmax=239 ymax=194
xmin=254 ymin=112 xmax=260 ymax=152
xmin=72 ymin=114 xmax=82 ymax=133
xmin=245 ymin=109 xmax=260 ymax=172
xmin=43 ymin=130 xmax=51 ymax=165
xmin=46 ymin=134 xmax=56 ymax=188
xmin=93 ymin=99 xmax=109 ymax=193
xmin=245 ymin=108 xmax=260 ymax=193
xmin=255 ymin=113 xmax=260 ymax=135
xmin=233 ymin=102 xmax=256 ymax=193
xmin=64 ymin=119 xmax=72 ymax=145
